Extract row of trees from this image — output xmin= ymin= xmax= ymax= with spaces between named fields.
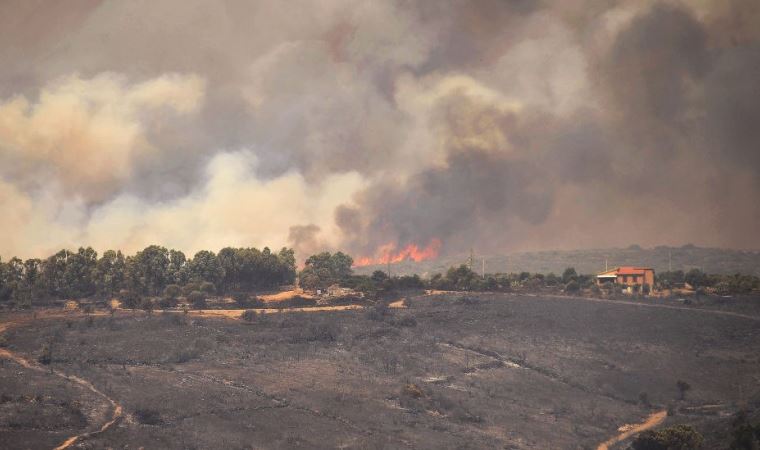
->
xmin=297 ymin=256 xmax=760 ymax=300
xmin=0 ymin=245 xmax=296 ymax=307
xmin=297 ymin=259 xmax=596 ymax=299
xmin=3 ymin=245 xmax=758 ymax=308
xmin=656 ymin=269 xmax=759 ymax=294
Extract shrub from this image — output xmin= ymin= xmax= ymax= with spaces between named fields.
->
xmin=157 ymin=296 xmax=178 ymax=309
xmin=188 ymin=291 xmax=206 ymax=309
xmin=161 ymin=311 xmax=186 ymax=326
xmin=118 ymin=289 xmax=140 ymax=309
xmin=200 ymin=281 xmax=215 ymax=294
xmin=389 ymin=313 xmax=417 ymax=328
xmin=303 ymin=322 xmax=339 ymax=342
xmin=631 ymin=424 xmax=703 ymax=450
xmin=140 ymin=298 xmax=154 ymax=315
xmin=564 ymin=280 xmax=580 ymax=293
xmin=38 ymin=343 xmax=52 ymax=365
xmin=163 ymin=284 xmax=182 ymax=300
xmin=182 ymin=282 xmax=201 ymax=296
xmin=241 ymin=309 xmax=257 ymax=322
xmin=232 ymin=292 xmax=249 ymax=307
xmin=676 ymin=380 xmax=691 ymax=400
xmin=402 ymin=383 xmax=424 ymax=399
xmin=455 ymin=296 xmax=479 ymax=305
xmin=134 ymin=408 xmax=161 ymax=425
xmin=365 ymin=302 xmax=389 ymax=321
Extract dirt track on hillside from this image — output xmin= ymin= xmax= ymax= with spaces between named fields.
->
xmin=0 ymin=314 xmax=123 ymax=450
xmin=596 ymin=410 xmax=667 ymax=450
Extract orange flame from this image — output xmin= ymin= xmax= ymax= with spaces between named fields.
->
xmin=353 ymin=238 xmax=442 ymax=267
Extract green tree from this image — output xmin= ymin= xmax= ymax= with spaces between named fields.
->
xmin=299 ymin=252 xmax=354 ymax=290
xmin=188 ymin=250 xmax=224 ymax=287
xmin=685 ymin=269 xmax=708 ymax=289
xmin=167 ymin=249 xmax=187 ymax=285
xmin=131 ymin=245 xmax=170 ymax=296
xmin=676 ymin=380 xmax=691 ymax=400
xmin=562 ymin=267 xmax=578 ymax=284
xmin=93 ymin=250 xmax=126 ymax=299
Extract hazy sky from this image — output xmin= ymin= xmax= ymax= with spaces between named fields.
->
xmin=1 ymin=0 xmax=759 ymax=261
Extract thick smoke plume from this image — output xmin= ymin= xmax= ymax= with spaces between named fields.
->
xmin=0 ymin=0 xmax=759 ymax=262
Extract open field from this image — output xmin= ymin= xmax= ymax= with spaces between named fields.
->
xmin=1 ymin=293 xmax=759 ymax=449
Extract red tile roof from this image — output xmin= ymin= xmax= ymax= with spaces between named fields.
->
xmin=597 ymin=266 xmax=654 ymax=276
xmin=616 ymin=266 xmax=650 ymax=275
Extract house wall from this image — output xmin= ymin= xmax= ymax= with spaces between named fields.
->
xmin=615 ymin=270 xmax=654 ymax=287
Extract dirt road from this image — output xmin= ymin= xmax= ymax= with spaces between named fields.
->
xmin=596 ymin=410 xmax=667 ymax=450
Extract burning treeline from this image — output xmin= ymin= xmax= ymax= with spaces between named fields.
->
xmin=353 ymin=239 xmax=442 ymax=267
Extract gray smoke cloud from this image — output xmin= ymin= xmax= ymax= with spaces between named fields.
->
xmin=0 ymin=0 xmax=758 ymax=261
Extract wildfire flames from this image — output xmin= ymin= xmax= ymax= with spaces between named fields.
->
xmin=353 ymin=238 xmax=442 ymax=267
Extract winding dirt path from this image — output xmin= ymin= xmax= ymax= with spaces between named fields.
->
xmin=0 ymin=314 xmax=123 ymax=450
xmin=596 ymin=410 xmax=667 ymax=450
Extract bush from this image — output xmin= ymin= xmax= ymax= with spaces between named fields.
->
xmin=161 ymin=311 xmax=186 ymax=326
xmin=455 ymin=296 xmax=479 ymax=305
xmin=157 ymin=296 xmax=178 ymax=309
xmin=118 ymin=289 xmax=140 ymax=309
xmin=365 ymin=302 xmax=389 ymax=321
xmin=233 ymin=293 xmax=265 ymax=308
xmin=232 ymin=292 xmax=249 ymax=307
xmin=564 ymin=280 xmax=580 ymax=293
xmin=188 ymin=291 xmax=206 ymax=309
xmin=200 ymin=281 xmax=215 ymax=294
xmin=140 ymin=298 xmax=154 ymax=314
xmin=38 ymin=343 xmax=52 ymax=365
xmin=163 ymin=284 xmax=181 ymax=299
xmin=401 ymin=383 xmax=424 ymax=399
xmin=676 ymin=380 xmax=691 ymax=400
xmin=241 ymin=309 xmax=257 ymax=322
xmin=134 ymin=408 xmax=161 ymax=425
xmin=389 ymin=313 xmax=417 ymax=328
xmin=302 ymin=322 xmax=339 ymax=342
xmin=631 ymin=424 xmax=703 ymax=450
xmin=182 ymin=282 xmax=201 ymax=296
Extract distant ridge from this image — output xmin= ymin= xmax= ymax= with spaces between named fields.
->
xmin=354 ymin=245 xmax=760 ymax=277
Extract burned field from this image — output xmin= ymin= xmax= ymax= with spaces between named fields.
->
xmin=1 ymin=294 xmax=759 ymax=449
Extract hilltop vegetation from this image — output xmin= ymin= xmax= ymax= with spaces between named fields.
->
xmin=2 ymin=246 xmax=759 ymax=311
